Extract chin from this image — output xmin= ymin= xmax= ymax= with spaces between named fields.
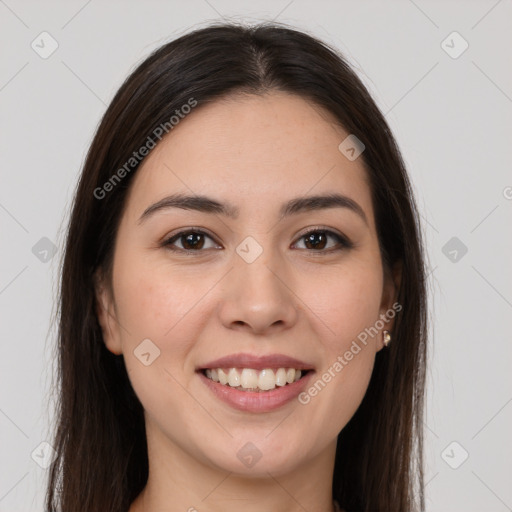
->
xmin=197 ymin=429 xmax=316 ymax=477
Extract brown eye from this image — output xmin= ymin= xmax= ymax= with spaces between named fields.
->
xmin=293 ymin=229 xmax=352 ymax=252
xmin=162 ymin=227 xmax=352 ymax=254
xmin=163 ymin=230 xmax=220 ymax=252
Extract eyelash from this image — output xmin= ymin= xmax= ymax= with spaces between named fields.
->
xmin=161 ymin=227 xmax=353 ymax=254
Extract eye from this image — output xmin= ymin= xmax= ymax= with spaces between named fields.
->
xmin=292 ymin=228 xmax=353 ymax=252
xmin=162 ymin=227 xmax=353 ymax=254
xmin=163 ymin=229 xmax=220 ymax=252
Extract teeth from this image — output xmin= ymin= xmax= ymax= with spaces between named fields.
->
xmin=228 ymin=368 xmax=240 ymax=387
xmin=203 ymin=367 xmax=306 ymax=391
xmin=240 ymin=368 xmax=258 ymax=389
xmin=275 ymin=368 xmax=287 ymax=387
xmin=217 ymin=368 xmax=228 ymax=385
xmin=258 ymin=369 xmax=275 ymax=391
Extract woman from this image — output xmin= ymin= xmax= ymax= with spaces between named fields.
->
xmin=46 ymin=22 xmax=428 ymax=512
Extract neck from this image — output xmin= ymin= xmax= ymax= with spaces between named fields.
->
xmin=130 ymin=418 xmax=337 ymax=512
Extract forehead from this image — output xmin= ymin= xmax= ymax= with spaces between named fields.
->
xmin=124 ymin=91 xmax=374 ymax=225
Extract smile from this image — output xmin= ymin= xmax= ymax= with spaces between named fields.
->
xmin=197 ymin=352 xmax=315 ymax=412
xmin=203 ymin=367 xmax=307 ymax=392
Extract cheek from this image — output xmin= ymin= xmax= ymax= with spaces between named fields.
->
xmin=295 ymin=261 xmax=382 ymax=426
xmin=112 ymin=260 xmax=202 ymax=421
xmin=304 ymin=260 xmax=384 ymax=348
xmin=113 ymin=255 xmax=205 ymax=346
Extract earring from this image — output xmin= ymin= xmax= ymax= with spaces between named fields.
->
xmin=383 ymin=330 xmax=391 ymax=347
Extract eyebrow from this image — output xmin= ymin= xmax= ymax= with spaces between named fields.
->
xmin=138 ymin=192 xmax=368 ymax=225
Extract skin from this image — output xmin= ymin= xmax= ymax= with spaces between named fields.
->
xmin=95 ymin=91 xmax=400 ymax=512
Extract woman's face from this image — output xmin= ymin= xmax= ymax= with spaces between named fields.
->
xmin=96 ymin=91 xmax=399 ymax=477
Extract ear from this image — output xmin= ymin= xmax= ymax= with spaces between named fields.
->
xmin=93 ymin=268 xmax=123 ymax=355
xmin=377 ymin=260 xmax=402 ymax=351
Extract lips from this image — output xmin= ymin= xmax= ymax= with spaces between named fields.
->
xmin=197 ymin=352 xmax=314 ymax=371
xmin=196 ymin=352 xmax=315 ymax=413
xmin=198 ymin=370 xmax=313 ymax=412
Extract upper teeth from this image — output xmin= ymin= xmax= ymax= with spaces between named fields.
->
xmin=204 ymin=368 xmax=303 ymax=391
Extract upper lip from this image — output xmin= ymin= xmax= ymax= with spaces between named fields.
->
xmin=197 ymin=352 xmax=315 ymax=371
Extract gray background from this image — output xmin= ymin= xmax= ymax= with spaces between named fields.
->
xmin=1 ymin=0 xmax=511 ymax=510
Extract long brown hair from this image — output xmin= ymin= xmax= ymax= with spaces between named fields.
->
xmin=46 ymin=21 xmax=428 ymax=512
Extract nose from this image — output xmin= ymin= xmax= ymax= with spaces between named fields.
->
xmin=217 ymin=248 xmax=299 ymax=335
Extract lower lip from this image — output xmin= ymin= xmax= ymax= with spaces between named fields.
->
xmin=198 ymin=371 xmax=314 ymax=413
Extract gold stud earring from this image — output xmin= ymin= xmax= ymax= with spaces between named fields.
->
xmin=383 ymin=330 xmax=391 ymax=347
